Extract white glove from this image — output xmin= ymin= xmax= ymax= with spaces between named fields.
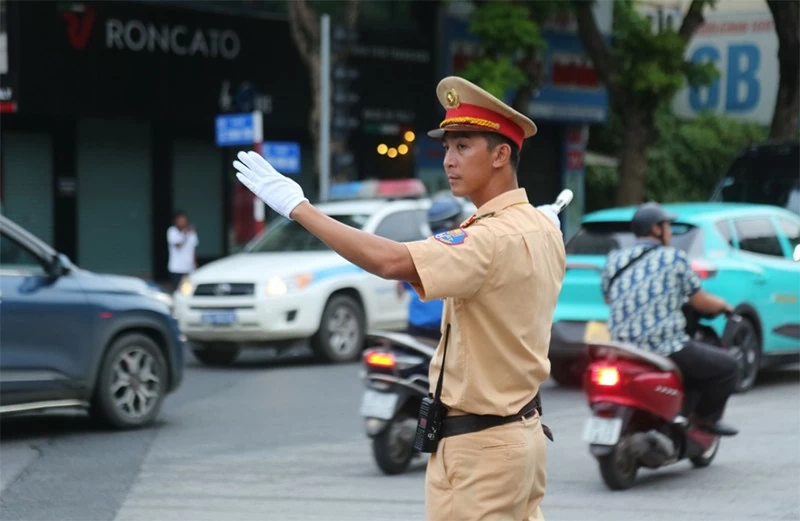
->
xmin=536 ymin=204 xmax=561 ymax=228
xmin=233 ymin=151 xmax=308 ymax=220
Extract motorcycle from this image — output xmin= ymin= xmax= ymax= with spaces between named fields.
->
xmin=359 ymin=330 xmax=435 ymax=474
xmin=359 ymin=189 xmax=575 ymax=475
xmin=582 ymin=309 xmax=742 ymax=490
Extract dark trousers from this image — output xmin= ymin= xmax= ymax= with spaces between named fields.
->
xmin=169 ymin=272 xmax=187 ymax=292
xmin=668 ymin=340 xmax=739 ymax=421
xmin=407 ymin=324 xmax=441 ymax=341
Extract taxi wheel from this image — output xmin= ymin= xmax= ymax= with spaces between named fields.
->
xmin=311 ymin=294 xmax=365 ymax=363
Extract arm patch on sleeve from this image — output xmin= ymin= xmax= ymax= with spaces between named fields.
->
xmin=434 ymin=229 xmax=468 ymax=245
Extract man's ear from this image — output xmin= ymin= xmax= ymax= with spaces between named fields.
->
xmin=491 ymin=143 xmax=511 ymax=169
xmin=652 ymin=223 xmax=663 ymax=239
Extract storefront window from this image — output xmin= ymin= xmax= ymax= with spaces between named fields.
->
xmin=1 ymin=132 xmax=53 ymax=245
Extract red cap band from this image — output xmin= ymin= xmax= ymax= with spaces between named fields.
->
xmin=440 ymin=103 xmax=525 ymax=148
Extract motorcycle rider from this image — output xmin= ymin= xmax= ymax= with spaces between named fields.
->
xmin=602 ymin=202 xmax=739 ymax=436
xmin=399 ymin=193 xmax=564 ymax=341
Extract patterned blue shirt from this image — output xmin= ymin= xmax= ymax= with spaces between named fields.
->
xmin=601 ymin=241 xmax=702 ymax=356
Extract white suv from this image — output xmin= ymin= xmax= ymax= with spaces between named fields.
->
xmin=174 ymin=186 xmax=470 ymax=365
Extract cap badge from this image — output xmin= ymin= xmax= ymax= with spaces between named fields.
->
xmin=445 ymin=88 xmax=460 ymax=109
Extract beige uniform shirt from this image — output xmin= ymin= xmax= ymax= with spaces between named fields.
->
xmin=405 ymin=189 xmax=566 ymax=417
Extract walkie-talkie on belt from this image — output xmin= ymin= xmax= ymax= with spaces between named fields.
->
xmin=414 ymin=324 xmax=451 ymax=454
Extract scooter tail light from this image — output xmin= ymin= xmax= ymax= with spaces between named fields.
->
xmin=364 ymin=350 xmax=396 ymax=369
xmin=592 ymin=366 xmax=620 ymax=386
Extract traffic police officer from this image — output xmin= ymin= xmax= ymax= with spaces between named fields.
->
xmin=232 ymin=76 xmax=565 ymax=521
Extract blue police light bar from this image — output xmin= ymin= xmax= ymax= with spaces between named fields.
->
xmin=328 ymin=179 xmax=427 ymax=201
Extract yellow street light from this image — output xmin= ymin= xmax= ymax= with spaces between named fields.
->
xmin=377 ymin=144 xmax=388 ymax=155
xmin=398 ymin=144 xmax=409 ymax=155
xmin=387 ymin=147 xmax=398 ymax=158
xmin=404 ymin=131 xmax=416 ymax=142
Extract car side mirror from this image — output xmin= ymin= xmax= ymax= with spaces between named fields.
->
xmin=48 ymin=253 xmax=71 ymax=277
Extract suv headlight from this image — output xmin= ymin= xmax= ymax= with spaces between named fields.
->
xmin=264 ymin=274 xmax=313 ymax=296
xmin=179 ymin=276 xmax=194 ymax=297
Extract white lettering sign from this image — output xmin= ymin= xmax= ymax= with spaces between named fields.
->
xmin=106 ymin=19 xmax=240 ymax=60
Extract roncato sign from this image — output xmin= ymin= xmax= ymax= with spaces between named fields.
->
xmin=62 ymin=3 xmax=241 ymax=59
xmin=15 ymin=1 xmax=310 ymax=126
xmin=672 ymin=11 xmax=778 ymax=125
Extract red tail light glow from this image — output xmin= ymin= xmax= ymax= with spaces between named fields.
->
xmin=691 ymin=260 xmax=718 ymax=280
xmin=365 ymin=351 xmax=396 ymax=368
xmin=592 ymin=366 xmax=620 ymax=386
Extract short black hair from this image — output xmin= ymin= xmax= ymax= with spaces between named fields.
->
xmin=483 ymin=132 xmax=521 ymax=171
xmin=174 ymin=210 xmax=187 ymax=220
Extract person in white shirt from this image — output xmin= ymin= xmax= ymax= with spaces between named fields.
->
xmin=167 ymin=210 xmax=199 ymax=290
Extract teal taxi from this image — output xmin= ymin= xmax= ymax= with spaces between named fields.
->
xmin=550 ymin=203 xmax=800 ymax=391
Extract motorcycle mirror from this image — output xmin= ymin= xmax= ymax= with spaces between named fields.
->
xmin=554 ymin=189 xmax=574 ymax=213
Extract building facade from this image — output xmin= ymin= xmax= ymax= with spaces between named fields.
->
xmin=0 ymin=0 xmax=437 ymax=280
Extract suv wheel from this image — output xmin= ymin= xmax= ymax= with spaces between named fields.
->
xmin=311 ymin=294 xmax=365 ymax=363
xmin=192 ymin=342 xmax=240 ymax=366
xmin=92 ymin=333 xmax=167 ymax=429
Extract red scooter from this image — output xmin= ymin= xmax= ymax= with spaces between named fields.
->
xmin=582 ymin=311 xmax=741 ymax=490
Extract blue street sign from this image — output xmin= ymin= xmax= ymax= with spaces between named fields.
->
xmin=262 ymin=142 xmax=301 ymax=175
xmin=215 ymin=112 xmax=263 ymax=147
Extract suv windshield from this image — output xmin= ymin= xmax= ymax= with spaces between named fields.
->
xmin=713 ymin=146 xmax=800 ymax=214
xmin=566 ymin=222 xmax=704 ymax=257
xmin=245 ymin=214 xmax=370 ymax=253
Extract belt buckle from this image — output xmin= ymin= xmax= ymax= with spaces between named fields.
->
xmin=520 ymin=407 xmax=538 ymax=422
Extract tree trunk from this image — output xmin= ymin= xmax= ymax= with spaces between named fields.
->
xmin=767 ymin=0 xmax=800 ymax=141
xmin=573 ymin=0 xmax=708 ymax=207
xmin=616 ymin=109 xmax=655 ymax=206
xmin=288 ymin=1 xmax=359 ymax=195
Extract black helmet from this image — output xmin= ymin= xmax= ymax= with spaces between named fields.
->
xmin=428 ymin=193 xmax=463 ymax=233
xmin=631 ymin=202 xmax=677 ymax=237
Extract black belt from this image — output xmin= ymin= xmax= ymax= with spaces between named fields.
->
xmin=440 ymin=394 xmax=554 ymax=442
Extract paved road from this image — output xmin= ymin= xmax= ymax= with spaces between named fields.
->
xmin=2 ymin=348 xmax=798 ymax=521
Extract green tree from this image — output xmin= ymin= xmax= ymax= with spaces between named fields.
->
xmin=457 ymin=1 xmax=571 ymax=111
xmin=574 ymin=0 xmax=718 ymax=206
xmin=287 ymin=0 xmax=359 ymax=189
xmin=766 ymin=0 xmax=800 ymax=141
xmin=585 ymin=110 xmax=768 ymax=212
xmin=452 ymin=1 xmax=572 ymax=205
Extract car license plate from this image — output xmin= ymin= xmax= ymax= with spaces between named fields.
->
xmin=582 ymin=416 xmax=623 ymax=445
xmin=360 ymin=390 xmax=399 ymax=420
xmin=584 ymin=320 xmax=611 ymax=342
xmin=201 ymin=311 xmax=237 ymax=325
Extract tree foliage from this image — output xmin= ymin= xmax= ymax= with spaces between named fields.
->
xmin=573 ymin=0 xmax=718 ymax=206
xmin=451 ymin=1 xmax=719 ymax=206
xmin=607 ymin=0 xmax=717 ymax=105
xmin=458 ymin=1 xmax=568 ymax=102
xmin=287 ymin=0 xmax=358 ymax=191
xmin=585 ymin=111 xmax=768 ymax=212
xmin=766 ymin=0 xmax=800 ymax=141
